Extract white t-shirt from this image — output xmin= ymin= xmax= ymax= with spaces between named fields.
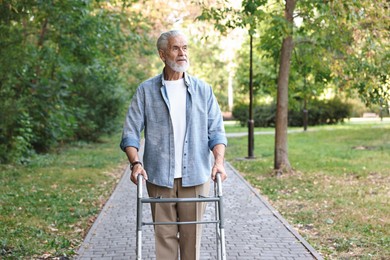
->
xmin=165 ymin=79 xmax=187 ymax=179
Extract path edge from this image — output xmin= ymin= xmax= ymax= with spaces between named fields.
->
xmin=75 ymin=166 xmax=130 ymax=258
xmin=225 ymin=161 xmax=324 ymax=260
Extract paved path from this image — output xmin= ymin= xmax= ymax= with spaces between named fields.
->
xmin=225 ymin=129 xmax=305 ymax=138
xmin=76 ymin=161 xmax=322 ymax=260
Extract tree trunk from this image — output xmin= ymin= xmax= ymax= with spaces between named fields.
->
xmin=303 ymin=97 xmax=308 ymax=131
xmin=274 ymin=0 xmax=296 ymax=175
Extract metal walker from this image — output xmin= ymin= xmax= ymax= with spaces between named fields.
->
xmin=136 ymin=173 xmax=227 ymax=260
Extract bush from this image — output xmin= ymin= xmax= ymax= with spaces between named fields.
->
xmin=233 ymin=98 xmax=352 ymax=128
xmin=232 ymin=103 xmax=249 ymax=127
xmin=232 ymin=103 xmax=276 ymax=127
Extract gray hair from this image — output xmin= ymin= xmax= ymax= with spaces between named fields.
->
xmin=157 ymin=30 xmax=187 ymax=51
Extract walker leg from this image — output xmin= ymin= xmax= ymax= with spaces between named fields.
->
xmin=214 ymin=181 xmax=221 ymax=260
xmin=216 ymin=173 xmax=226 ymax=260
xmin=136 ymin=174 xmax=143 ymax=260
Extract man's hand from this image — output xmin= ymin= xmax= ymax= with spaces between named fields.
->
xmin=130 ymin=164 xmax=148 ymax=185
xmin=211 ymin=162 xmax=227 ymax=182
xmin=211 ymin=144 xmax=227 ymax=182
xmin=124 ymin=146 xmax=148 ymax=185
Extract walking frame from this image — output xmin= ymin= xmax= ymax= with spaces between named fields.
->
xmin=136 ymin=173 xmax=227 ymax=260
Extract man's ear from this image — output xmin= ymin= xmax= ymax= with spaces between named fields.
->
xmin=158 ymin=49 xmax=165 ymax=62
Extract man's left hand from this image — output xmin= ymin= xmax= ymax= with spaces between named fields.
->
xmin=211 ymin=163 xmax=227 ymax=182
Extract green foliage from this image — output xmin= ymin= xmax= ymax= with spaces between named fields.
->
xmin=233 ymin=98 xmax=352 ymax=127
xmin=289 ymin=98 xmax=352 ymax=126
xmin=0 ymin=0 xmax=130 ymax=163
xmin=0 ymin=112 xmax=34 ymax=164
xmin=328 ymin=0 xmax=390 ymax=106
xmin=232 ymin=102 xmax=276 ymax=127
xmin=233 ymin=34 xmax=278 ymax=99
xmin=200 ymin=0 xmax=390 ymax=112
xmin=188 ymin=35 xmax=230 ymax=111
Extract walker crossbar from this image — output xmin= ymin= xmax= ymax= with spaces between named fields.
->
xmin=141 ymin=197 xmax=220 ymax=203
xmin=135 ymin=173 xmax=227 ymax=260
xmin=143 ymin=220 xmax=219 ymax=226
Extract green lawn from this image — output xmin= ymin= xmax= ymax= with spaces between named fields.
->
xmin=0 ymin=134 xmax=127 ymax=258
xmin=225 ymin=121 xmax=390 ymax=259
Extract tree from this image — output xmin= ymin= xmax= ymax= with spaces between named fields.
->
xmin=200 ymin=0 xmax=389 ymax=174
xmin=273 ymin=0 xmax=295 ymax=174
xmin=0 ymin=0 xmax=130 ymax=162
xmin=199 ymin=0 xmax=296 ymax=172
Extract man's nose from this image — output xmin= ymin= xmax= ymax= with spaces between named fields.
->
xmin=178 ymin=48 xmax=185 ymax=55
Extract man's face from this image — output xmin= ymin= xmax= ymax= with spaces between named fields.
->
xmin=161 ymin=35 xmax=189 ymax=73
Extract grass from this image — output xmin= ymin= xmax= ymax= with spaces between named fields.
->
xmin=224 ymin=121 xmax=390 ymax=259
xmin=0 ymin=133 xmax=127 ymax=258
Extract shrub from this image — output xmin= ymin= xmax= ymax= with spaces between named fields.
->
xmin=232 ymin=103 xmax=276 ymax=127
xmin=233 ymin=98 xmax=352 ymax=128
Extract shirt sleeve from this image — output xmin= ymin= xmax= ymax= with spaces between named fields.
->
xmin=207 ymin=85 xmax=228 ymax=150
xmin=120 ymin=86 xmax=145 ymax=152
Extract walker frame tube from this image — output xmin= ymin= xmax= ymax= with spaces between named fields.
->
xmin=135 ymin=173 xmax=226 ymax=260
xmin=136 ymin=175 xmax=143 ymax=260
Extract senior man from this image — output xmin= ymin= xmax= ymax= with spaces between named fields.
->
xmin=120 ymin=29 xmax=227 ymax=260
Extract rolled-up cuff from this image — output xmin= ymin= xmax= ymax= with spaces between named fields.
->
xmin=208 ymin=136 xmax=228 ymax=151
xmin=120 ymin=137 xmax=140 ymax=152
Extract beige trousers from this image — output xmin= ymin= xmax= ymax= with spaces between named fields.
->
xmin=146 ymin=179 xmax=210 ymax=260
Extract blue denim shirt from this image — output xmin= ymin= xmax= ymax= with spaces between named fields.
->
xmin=120 ymin=72 xmax=227 ymax=188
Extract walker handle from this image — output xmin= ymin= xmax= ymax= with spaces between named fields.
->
xmin=216 ymin=172 xmax=223 ymax=196
xmin=137 ymin=174 xmax=143 ymax=198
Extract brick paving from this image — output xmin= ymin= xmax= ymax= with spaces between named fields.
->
xmin=76 ymin=161 xmax=323 ymax=259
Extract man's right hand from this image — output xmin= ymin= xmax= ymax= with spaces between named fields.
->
xmin=130 ymin=164 xmax=148 ymax=185
xmin=124 ymin=146 xmax=148 ymax=185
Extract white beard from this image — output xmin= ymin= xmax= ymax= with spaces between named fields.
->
xmin=166 ymin=58 xmax=190 ymax=73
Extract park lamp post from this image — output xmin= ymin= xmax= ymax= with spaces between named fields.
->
xmin=247 ymin=33 xmax=255 ymax=159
